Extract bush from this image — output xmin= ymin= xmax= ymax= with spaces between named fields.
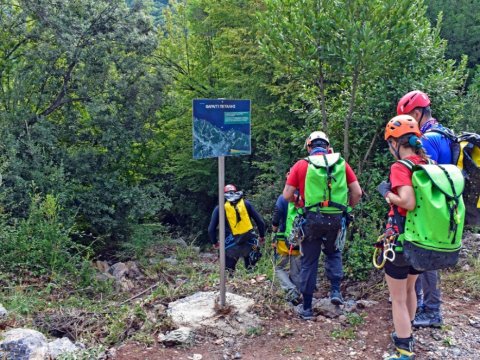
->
xmin=0 ymin=193 xmax=90 ymax=278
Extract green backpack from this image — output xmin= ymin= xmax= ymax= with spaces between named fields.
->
xmin=275 ymin=202 xmax=302 ymax=255
xmin=398 ymin=160 xmax=466 ymax=271
xmin=304 ymin=153 xmax=349 ymax=214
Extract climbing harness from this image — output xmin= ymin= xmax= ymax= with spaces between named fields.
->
xmin=287 ymin=215 xmax=306 ymax=255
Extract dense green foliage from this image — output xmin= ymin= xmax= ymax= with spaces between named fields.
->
xmin=426 ymin=0 xmax=480 ymax=68
xmin=0 ymin=0 xmax=478 ymax=280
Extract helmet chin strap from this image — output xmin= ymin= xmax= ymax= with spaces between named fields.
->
xmin=417 ymin=107 xmax=426 ymax=126
xmin=388 ymin=141 xmax=401 ymax=160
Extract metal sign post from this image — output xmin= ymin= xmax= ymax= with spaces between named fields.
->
xmin=192 ymin=99 xmax=251 ymax=309
xmin=218 ymin=156 xmax=226 ymax=306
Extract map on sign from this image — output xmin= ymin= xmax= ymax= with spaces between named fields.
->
xmin=193 ymin=99 xmax=251 ymax=159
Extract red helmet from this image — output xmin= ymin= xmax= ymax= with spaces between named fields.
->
xmin=396 ymin=90 xmax=431 ymax=115
xmin=224 ymin=184 xmax=237 ymax=193
xmin=385 ymin=115 xmax=422 ymax=140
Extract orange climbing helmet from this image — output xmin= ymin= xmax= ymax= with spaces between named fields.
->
xmin=385 ymin=115 xmax=422 ymax=140
xmin=397 ymin=90 xmax=431 ymax=115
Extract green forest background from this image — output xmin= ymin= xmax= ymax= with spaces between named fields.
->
xmin=1 ymin=0 xmax=479 ymax=282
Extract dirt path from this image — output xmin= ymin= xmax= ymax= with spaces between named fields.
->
xmin=114 ymin=290 xmax=480 ymax=360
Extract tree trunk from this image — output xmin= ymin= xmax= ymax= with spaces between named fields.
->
xmin=344 ymin=66 xmax=359 ymax=161
xmin=358 ymin=130 xmax=380 ymax=176
xmin=317 ymin=61 xmax=327 ymax=131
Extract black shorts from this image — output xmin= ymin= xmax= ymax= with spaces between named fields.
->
xmin=384 ymin=261 xmax=423 ymax=280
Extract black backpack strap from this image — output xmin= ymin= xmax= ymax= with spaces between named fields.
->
xmin=427 ymin=126 xmax=457 ymax=141
xmin=438 ymin=165 xmax=460 ymax=242
xmin=305 ymin=201 xmax=348 ymax=213
xmin=396 ymin=159 xmax=415 ymax=170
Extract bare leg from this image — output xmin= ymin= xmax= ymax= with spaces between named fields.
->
xmin=386 ymin=274 xmax=412 ymax=338
xmin=406 ymin=274 xmax=419 ymax=321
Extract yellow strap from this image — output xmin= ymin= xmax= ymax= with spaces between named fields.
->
xmin=396 ymin=348 xmax=414 ymax=357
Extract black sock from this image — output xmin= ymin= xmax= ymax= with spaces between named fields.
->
xmin=395 ymin=335 xmax=414 ymax=352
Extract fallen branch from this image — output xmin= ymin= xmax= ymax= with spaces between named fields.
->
xmin=120 ymin=282 xmax=161 ymax=305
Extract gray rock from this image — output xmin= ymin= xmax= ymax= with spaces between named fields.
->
xmin=125 ymin=261 xmax=143 ymax=278
xmin=171 ymin=238 xmax=188 ymax=247
xmin=158 ymin=327 xmax=194 ymax=346
xmin=163 ymin=257 xmax=179 ymax=266
xmin=192 ymin=246 xmax=201 ymax=254
xmin=343 ymin=299 xmax=356 ymax=313
xmin=48 ymin=337 xmax=79 ymax=359
xmin=312 ymin=298 xmax=343 ymax=318
xmin=356 ymin=299 xmax=378 ymax=309
xmin=450 ymin=347 xmax=462 ymax=357
xmin=0 ymin=328 xmax=48 ymax=360
xmin=109 ymin=262 xmax=129 ymax=280
xmin=0 ymin=304 xmax=8 ymax=318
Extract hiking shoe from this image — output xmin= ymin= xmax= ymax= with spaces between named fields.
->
xmin=294 ymin=305 xmax=314 ymax=320
xmin=386 ymin=348 xmax=415 ymax=359
xmin=330 ymin=290 xmax=344 ymax=305
xmin=412 ymin=310 xmax=443 ymax=328
xmin=415 ymin=304 xmax=425 ymax=315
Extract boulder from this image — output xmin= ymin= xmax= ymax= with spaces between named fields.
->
xmin=167 ymin=291 xmax=259 ymax=337
xmin=0 ymin=328 xmax=48 ymax=360
xmin=48 ymin=337 xmax=80 ymax=359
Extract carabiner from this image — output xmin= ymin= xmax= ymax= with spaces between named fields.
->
xmin=373 ymin=246 xmax=387 ymax=270
xmin=383 ymin=245 xmax=396 ymax=263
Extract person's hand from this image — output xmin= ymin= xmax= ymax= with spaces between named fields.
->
xmin=376 ymin=181 xmax=392 ymax=198
xmin=271 ymin=241 xmax=277 ymax=249
xmin=258 ymin=237 xmax=265 ymax=246
xmin=272 ymin=225 xmax=278 ymax=233
xmin=212 ymin=242 xmax=220 ymax=250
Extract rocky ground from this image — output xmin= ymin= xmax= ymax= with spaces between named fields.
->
xmin=113 ymin=232 xmax=480 ymax=360
xmin=2 ymin=234 xmax=478 ymax=359
xmin=113 ymin=286 xmax=480 ymax=360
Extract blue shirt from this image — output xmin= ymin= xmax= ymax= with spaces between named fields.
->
xmin=272 ymin=195 xmax=289 ymax=233
xmin=420 ymin=121 xmax=453 ymax=165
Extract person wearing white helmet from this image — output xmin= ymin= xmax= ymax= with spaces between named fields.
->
xmin=283 ymin=131 xmax=362 ymax=320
